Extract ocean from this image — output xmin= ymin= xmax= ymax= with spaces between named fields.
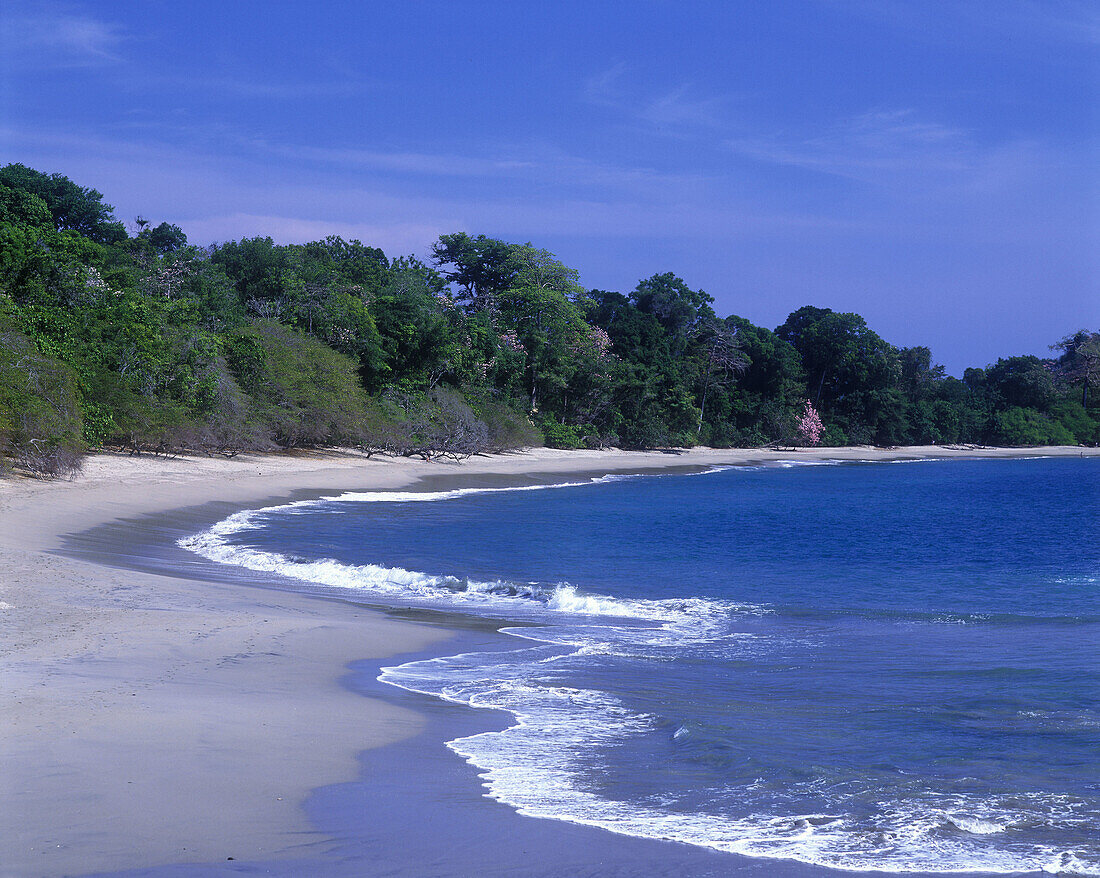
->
xmin=181 ymin=457 xmax=1100 ymax=875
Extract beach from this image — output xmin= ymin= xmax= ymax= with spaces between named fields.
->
xmin=2 ymin=444 xmax=1097 ymax=877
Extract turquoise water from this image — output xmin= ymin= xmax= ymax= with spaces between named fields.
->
xmin=182 ymin=458 xmax=1100 ymax=874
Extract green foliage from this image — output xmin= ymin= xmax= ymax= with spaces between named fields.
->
xmin=432 ymin=232 xmax=524 ymax=310
xmin=368 ymin=258 xmax=458 ymax=390
xmin=2 ymin=165 xmax=1096 ymax=478
xmin=222 ymin=320 xmax=372 ymax=447
xmin=776 ymin=306 xmax=902 ymax=444
xmin=462 ymin=388 xmax=542 ymax=451
xmin=368 ymin=387 xmax=486 ymax=458
xmin=0 ymin=330 xmax=84 ymax=476
xmin=986 ymin=356 xmax=1056 ymax=411
xmin=0 ymin=164 xmax=126 ymax=244
xmin=351 ymin=386 xmax=539 ymax=458
xmin=79 ymin=400 xmax=117 ymax=447
xmin=537 ymin=417 xmax=587 ymax=449
xmin=992 ymin=407 xmax=1075 ymax=446
xmin=1048 ymin=399 xmax=1099 ymax=446
xmin=1051 ymin=330 xmax=1100 ymax=409
xmin=0 ymin=183 xmax=53 ymax=228
xmin=631 ymin=273 xmax=715 ymax=340
xmin=144 ymin=222 xmax=188 ymax=254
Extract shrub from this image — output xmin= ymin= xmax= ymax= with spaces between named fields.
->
xmin=537 ymin=417 xmax=586 ymax=449
xmin=463 ymin=388 xmax=542 ymax=451
xmin=0 ymin=331 xmax=84 ymax=476
xmin=222 ymin=320 xmax=371 ymax=448
xmin=376 ymin=386 xmax=489 ymax=459
xmin=1049 ymin=399 xmax=1098 ymax=446
xmin=992 ymin=406 xmax=1076 ymax=446
xmin=616 ymin=415 xmax=668 ymax=449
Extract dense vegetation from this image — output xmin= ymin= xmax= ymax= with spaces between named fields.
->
xmin=1 ymin=164 xmax=1096 ymax=476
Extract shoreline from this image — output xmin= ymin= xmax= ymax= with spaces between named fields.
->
xmin=2 ymin=444 xmax=1096 ymax=875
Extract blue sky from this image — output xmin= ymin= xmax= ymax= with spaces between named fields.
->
xmin=2 ymin=0 xmax=1096 ymax=374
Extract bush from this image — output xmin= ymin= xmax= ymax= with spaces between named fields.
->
xmin=992 ymin=406 xmax=1076 ymax=446
xmin=1049 ymin=399 xmax=1099 ymax=446
xmin=222 ymin=320 xmax=372 ymax=448
xmin=0 ymin=331 xmax=84 ymax=476
xmin=373 ymin=386 xmax=488 ymax=458
xmin=821 ymin=424 xmax=847 ymax=447
xmin=538 ymin=417 xmax=586 ymax=449
xmin=463 ymin=388 xmax=542 ymax=451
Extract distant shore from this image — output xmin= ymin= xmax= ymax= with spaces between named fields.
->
xmin=1 ymin=444 xmax=1096 ymax=875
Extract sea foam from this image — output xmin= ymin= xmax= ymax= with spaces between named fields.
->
xmin=177 ymin=473 xmax=746 ymax=628
xmin=383 ymin=642 xmax=1100 ymax=875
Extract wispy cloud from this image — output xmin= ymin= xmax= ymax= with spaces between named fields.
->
xmin=1 ymin=125 xmax=834 ymax=259
xmin=639 ymin=86 xmax=730 ymax=130
xmin=34 ymin=117 xmax=709 ymax=196
xmin=275 ymin=141 xmax=710 ymax=200
xmin=957 ymin=0 xmax=1100 ymax=44
xmin=1034 ymin=0 xmax=1100 ymax=44
xmin=583 ymin=62 xmax=629 ymax=107
xmin=583 ymin=63 xmax=735 ymax=133
xmin=1 ymin=3 xmax=126 ymax=67
xmin=726 ymin=109 xmax=979 ymax=183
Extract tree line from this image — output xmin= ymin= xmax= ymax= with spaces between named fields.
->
xmin=1 ymin=163 xmax=1097 ymax=477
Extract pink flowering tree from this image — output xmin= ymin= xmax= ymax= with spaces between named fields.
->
xmin=795 ymin=399 xmax=824 ymax=446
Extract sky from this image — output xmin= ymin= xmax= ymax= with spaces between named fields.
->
xmin=1 ymin=0 xmax=1096 ymax=375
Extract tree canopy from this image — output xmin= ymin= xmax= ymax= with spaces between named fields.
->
xmin=1 ymin=164 xmax=1095 ymax=475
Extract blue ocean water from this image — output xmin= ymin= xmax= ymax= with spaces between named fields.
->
xmin=181 ymin=458 xmax=1100 ymax=874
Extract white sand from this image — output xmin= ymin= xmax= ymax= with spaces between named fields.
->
xmin=1 ymin=444 xmax=1095 ymax=875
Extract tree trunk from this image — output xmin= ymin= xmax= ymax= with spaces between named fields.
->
xmin=697 ymin=375 xmax=710 ymax=436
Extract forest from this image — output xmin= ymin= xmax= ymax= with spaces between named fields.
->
xmin=1 ymin=163 xmax=1097 ymax=477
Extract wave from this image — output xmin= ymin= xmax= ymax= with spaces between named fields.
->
xmin=177 ymin=478 xmax=755 ymax=631
xmin=181 ymin=515 xmax=701 ymax=622
xmin=332 ymin=471 xmax=640 ymax=504
xmin=382 ymin=646 xmax=1100 ymax=875
xmin=773 ymin=458 xmax=845 ymax=468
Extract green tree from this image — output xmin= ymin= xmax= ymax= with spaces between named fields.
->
xmin=631 ymin=272 xmax=715 ymax=343
xmin=0 ymin=164 xmax=127 ymax=244
xmin=692 ymin=319 xmax=748 ymax=436
xmin=432 ymin=232 xmax=523 ymax=311
xmin=722 ymin=316 xmax=806 ymax=444
xmin=222 ymin=320 xmax=372 ymax=448
xmin=210 ymin=236 xmax=294 ymax=314
xmin=985 ymin=356 xmax=1056 ymax=411
xmin=776 ymin=306 xmax=902 ymax=443
xmin=1052 ymin=330 xmax=1100 ymax=409
xmin=992 ymin=407 xmax=1075 ymax=446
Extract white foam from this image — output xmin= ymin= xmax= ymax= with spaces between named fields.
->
xmin=178 ymin=487 xmax=754 ymax=632
xmin=945 ymin=814 xmax=1006 ymax=835
xmin=1044 ymin=852 xmax=1100 ymax=875
xmin=379 ymin=635 xmax=1100 ymax=876
xmin=334 ymin=472 xmax=637 ymax=504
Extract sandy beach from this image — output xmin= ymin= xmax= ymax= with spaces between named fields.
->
xmin=1 ymin=444 xmax=1096 ymax=877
